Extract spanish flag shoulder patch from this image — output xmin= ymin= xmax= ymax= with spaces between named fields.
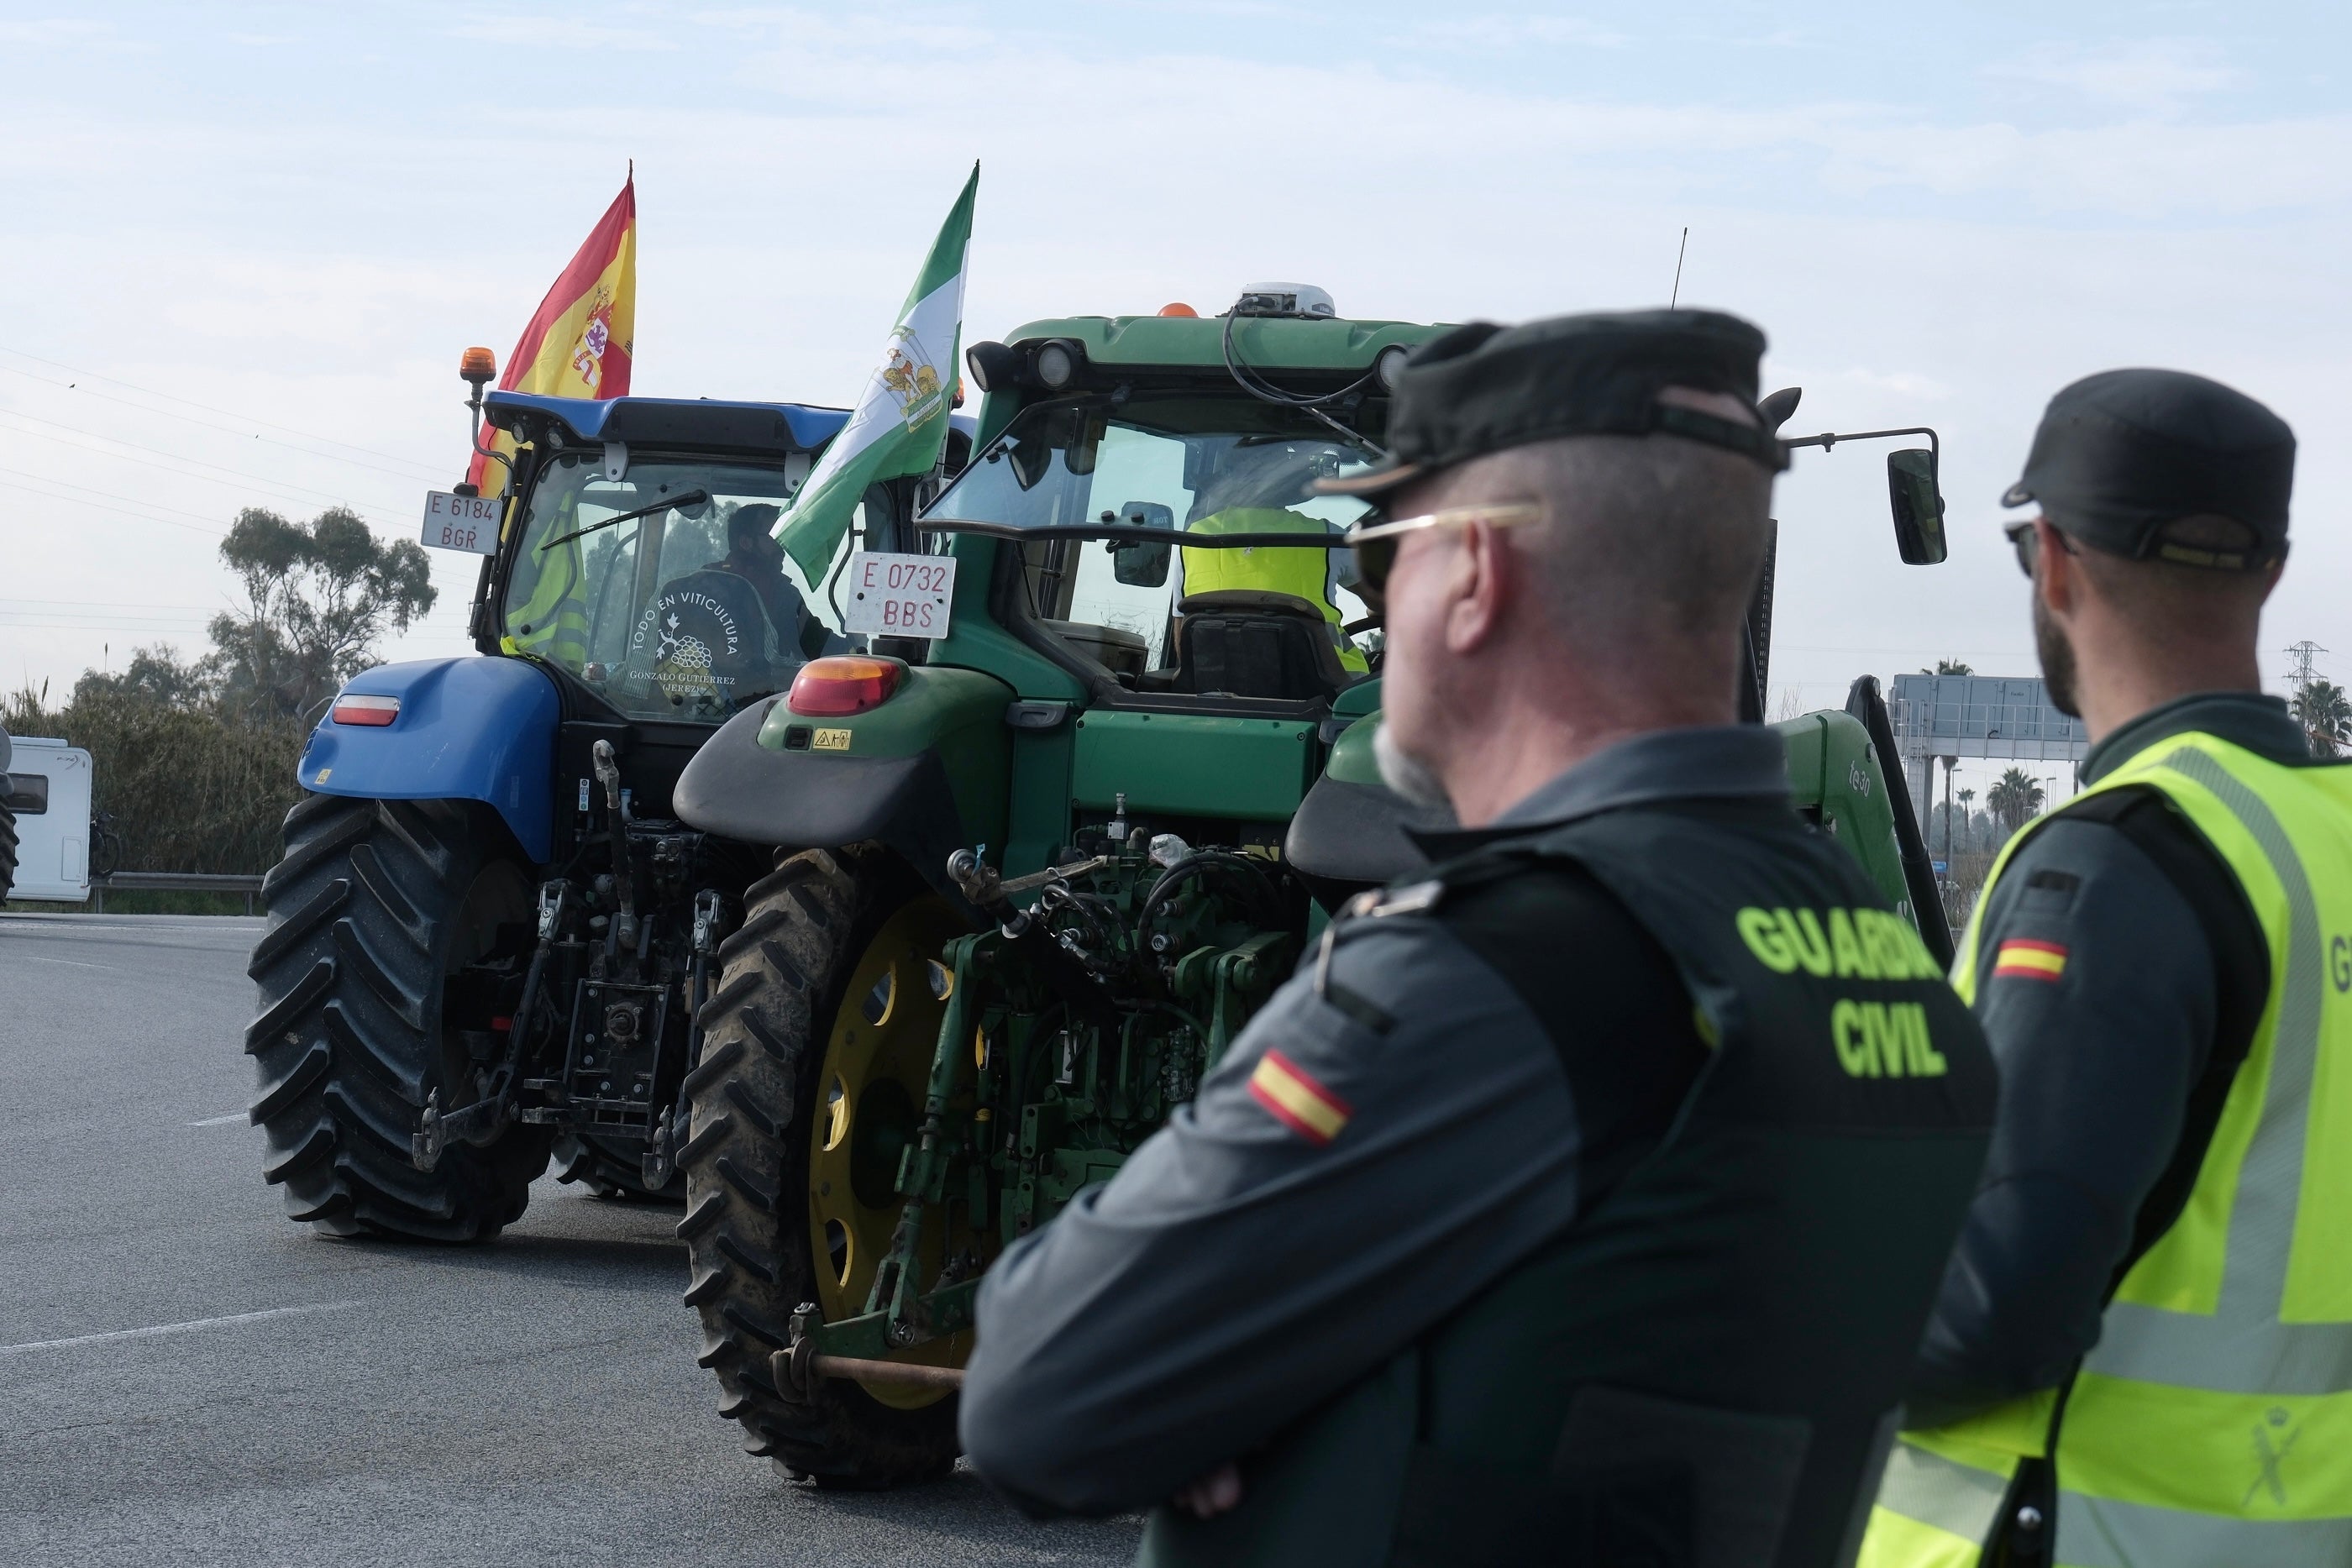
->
xmin=1993 ymin=938 xmax=2069 ymax=982
xmin=1248 ymin=1049 xmax=1352 ymax=1147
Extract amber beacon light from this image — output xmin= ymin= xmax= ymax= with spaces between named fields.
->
xmin=459 ymin=346 xmax=498 ymax=387
xmin=788 ymin=657 xmax=905 ymax=717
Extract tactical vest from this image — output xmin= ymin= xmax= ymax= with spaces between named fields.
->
xmin=1141 ymin=800 xmax=1996 ymax=1568
xmin=1179 ymin=507 xmax=1368 ymax=674
xmin=1861 ymin=732 xmax=2352 ymax=1568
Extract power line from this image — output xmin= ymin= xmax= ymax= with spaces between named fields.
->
xmin=0 ymin=362 xmax=449 ymax=485
xmin=0 ymin=344 xmax=451 ymax=477
xmin=0 ymin=409 xmax=402 ymax=521
xmin=0 ymin=471 xmax=229 ymax=536
xmin=0 ymin=598 xmax=226 ymax=611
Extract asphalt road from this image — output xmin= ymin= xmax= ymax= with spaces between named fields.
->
xmin=0 ymin=913 xmax=1142 ymax=1568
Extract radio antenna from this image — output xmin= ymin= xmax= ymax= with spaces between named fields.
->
xmin=1669 ymin=227 xmax=1689 ymax=309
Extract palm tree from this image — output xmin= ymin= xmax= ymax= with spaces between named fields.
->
xmin=1956 ymin=787 xmax=1976 ymax=850
xmin=1987 ymin=768 xmax=2045 ymax=836
xmin=2292 ymin=679 xmax=2352 ymax=758
xmin=1934 ymin=659 xmax=1973 ymax=677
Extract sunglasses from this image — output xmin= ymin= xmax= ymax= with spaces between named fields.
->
xmin=2003 ymin=517 xmax=2078 ymax=579
xmin=1347 ymin=503 xmax=1544 ymax=592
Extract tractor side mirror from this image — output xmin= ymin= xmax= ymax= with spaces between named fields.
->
xmin=1006 ymin=436 xmax=1055 ymax=491
xmin=1108 ymin=500 xmax=1174 ymax=587
xmin=1887 ymin=448 xmax=1947 ymax=564
xmin=1112 ymin=540 xmax=1170 ymax=587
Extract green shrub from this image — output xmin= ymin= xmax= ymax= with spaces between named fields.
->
xmin=4 ymin=685 xmax=302 ymax=877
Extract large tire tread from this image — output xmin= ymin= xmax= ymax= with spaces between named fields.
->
xmin=679 ymin=844 xmax=958 ymax=1488
xmin=245 ymin=794 xmax=547 ymax=1242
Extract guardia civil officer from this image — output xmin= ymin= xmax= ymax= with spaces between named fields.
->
xmin=1861 ymin=374 xmax=2352 ymax=1567
xmin=959 ymin=310 xmax=1998 ymax=1568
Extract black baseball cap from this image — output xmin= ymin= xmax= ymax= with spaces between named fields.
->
xmin=2003 ymin=369 xmax=2294 ymax=570
xmin=1315 ymin=307 xmax=1783 ymax=501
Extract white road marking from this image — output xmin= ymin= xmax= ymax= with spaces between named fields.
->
xmin=186 ymin=1112 xmax=248 ymax=1127
xmin=0 ymin=1302 xmax=359 ymax=1356
xmin=14 ymin=953 xmax=112 ymax=969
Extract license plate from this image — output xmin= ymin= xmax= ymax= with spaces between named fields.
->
xmin=842 ymin=551 xmax=955 ymax=639
xmin=420 ymin=490 xmax=502 ymax=554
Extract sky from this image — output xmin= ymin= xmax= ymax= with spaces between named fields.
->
xmin=3 ymin=1 xmax=2346 ymax=801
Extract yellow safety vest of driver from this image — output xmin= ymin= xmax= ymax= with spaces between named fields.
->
xmin=1860 ymin=730 xmax=2352 ymax=1568
xmin=1179 ymin=507 xmax=1368 ymax=674
xmin=501 ymin=496 xmax=591 ymax=668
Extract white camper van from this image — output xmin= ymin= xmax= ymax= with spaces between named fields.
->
xmin=3 ymin=735 xmax=93 ymax=903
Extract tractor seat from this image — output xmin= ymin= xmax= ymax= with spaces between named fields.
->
xmin=1172 ymin=590 xmax=1352 ymax=701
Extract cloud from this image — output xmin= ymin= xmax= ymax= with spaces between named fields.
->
xmin=0 ymin=17 xmax=143 ymax=50
xmin=449 ymin=15 xmax=684 ymax=50
xmin=1989 ymin=38 xmax=2243 ymax=113
xmin=1407 ymin=15 xmax=1629 ymax=50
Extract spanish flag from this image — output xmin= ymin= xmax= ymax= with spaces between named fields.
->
xmin=466 ymin=172 xmax=638 ymax=496
xmin=1249 ymin=1049 xmax=1352 ymax=1147
xmin=1993 ymin=938 xmax=2069 ymax=983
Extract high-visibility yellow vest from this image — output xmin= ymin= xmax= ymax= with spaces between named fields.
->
xmin=502 ymin=494 xmax=591 ymax=667
xmin=1861 ymin=731 xmax=2352 ymax=1567
xmin=1179 ymin=507 xmax=1368 ymax=674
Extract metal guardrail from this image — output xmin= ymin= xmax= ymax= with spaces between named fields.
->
xmin=90 ymin=871 xmax=265 ymax=915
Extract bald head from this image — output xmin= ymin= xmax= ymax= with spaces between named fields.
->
xmin=1393 ymin=390 xmax=1773 ymax=663
xmin=1376 ymin=389 xmax=1778 ymax=824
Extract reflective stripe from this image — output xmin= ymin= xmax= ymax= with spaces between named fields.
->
xmin=1871 ymin=732 xmax=2352 ymax=1567
xmin=1874 ymin=1438 xmax=2007 ymax=1546
xmin=1856 ymin=1503 xmax=1986 ymax=1568
xmin=2055 ymin=1488 xmax=2352 ymax=1568
xmin=2083 ymin=749 xmax=2352 ymax=1401
xmin=2060 ymin=1371 xmax=2352 ymax=1519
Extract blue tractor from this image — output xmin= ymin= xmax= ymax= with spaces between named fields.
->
xmin=244 ymin=359 xmax=964 ymax=1240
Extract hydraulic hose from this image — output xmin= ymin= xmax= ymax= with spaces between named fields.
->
xmin=1137 ymin=852 xmax=1284 ymax=948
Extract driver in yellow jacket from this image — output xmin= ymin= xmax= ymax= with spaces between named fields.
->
xmin=1176 ymin=442 xmax=1371 ymax=675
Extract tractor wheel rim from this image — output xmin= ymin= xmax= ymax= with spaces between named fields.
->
xmin=806 ymin=894 xmax=974 ymax=1409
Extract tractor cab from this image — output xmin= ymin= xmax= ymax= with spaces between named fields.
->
xmin=924 ymin=393 xmax=1379 ymax=704
xmin=462 ymin=391 xmax=855 ymax=853
xmin=925 ymin=290 xmax=1432 ymax=725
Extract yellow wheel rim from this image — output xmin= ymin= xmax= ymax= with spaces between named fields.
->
xmin=806 ymin=894 xmax=978 ymax=1408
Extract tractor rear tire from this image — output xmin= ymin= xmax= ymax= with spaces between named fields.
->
xmin=554 ymin=1132 xmax=685 ymax=1203
xmin=0 ymin=799 xmax=15 ymax=903
xmin=245 ymin=794 xmax=551 ymax=1241
xmin=679 ymin=844 xmax=959 ymax=1488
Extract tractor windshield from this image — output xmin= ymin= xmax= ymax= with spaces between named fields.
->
xmin=502 ymin=453 xmax=837 ymax=721
xmin=921 ymin=395 xmax=1382 ymax=686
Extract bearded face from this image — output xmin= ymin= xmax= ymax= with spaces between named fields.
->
xmin=2034 ymin=585 xmax=2081 ymax=718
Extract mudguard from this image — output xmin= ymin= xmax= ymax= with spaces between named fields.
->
xmin=298 ymin=657 xmax=559 ymax=863
xmin=1285 ymin=709 xmax=1451 ymax=903
xmin=1773 ymin=705 xmax=1917 ymax=924
xmin=672 ymin=665 xmax=1015 ymax=906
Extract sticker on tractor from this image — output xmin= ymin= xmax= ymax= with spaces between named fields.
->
xmin=812 ymin=728 xmax=852 ymax=752
xmin=843 ymin=551 xmax=954 ymax=639
xmin=420 ymin=490 xmax=501 ymax=554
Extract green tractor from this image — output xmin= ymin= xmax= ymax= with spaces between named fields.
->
xmin=667 ymin=285 xmax=1952 ymax=1485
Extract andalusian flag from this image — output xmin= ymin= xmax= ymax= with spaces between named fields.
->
xmin=778 ymin=164 xmax=976 ymax=580
xmin=466 ymin=172 xmax=638 ymax=496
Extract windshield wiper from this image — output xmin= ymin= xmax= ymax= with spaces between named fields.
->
xmin=539 ymin=489 xmax=711 ymax=552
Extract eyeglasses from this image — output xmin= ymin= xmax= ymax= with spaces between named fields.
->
xmin=1346 ymin=503 xmax=1544 ymax=592
xmin=2003 ymin=517 xmax=2077 ymax=579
